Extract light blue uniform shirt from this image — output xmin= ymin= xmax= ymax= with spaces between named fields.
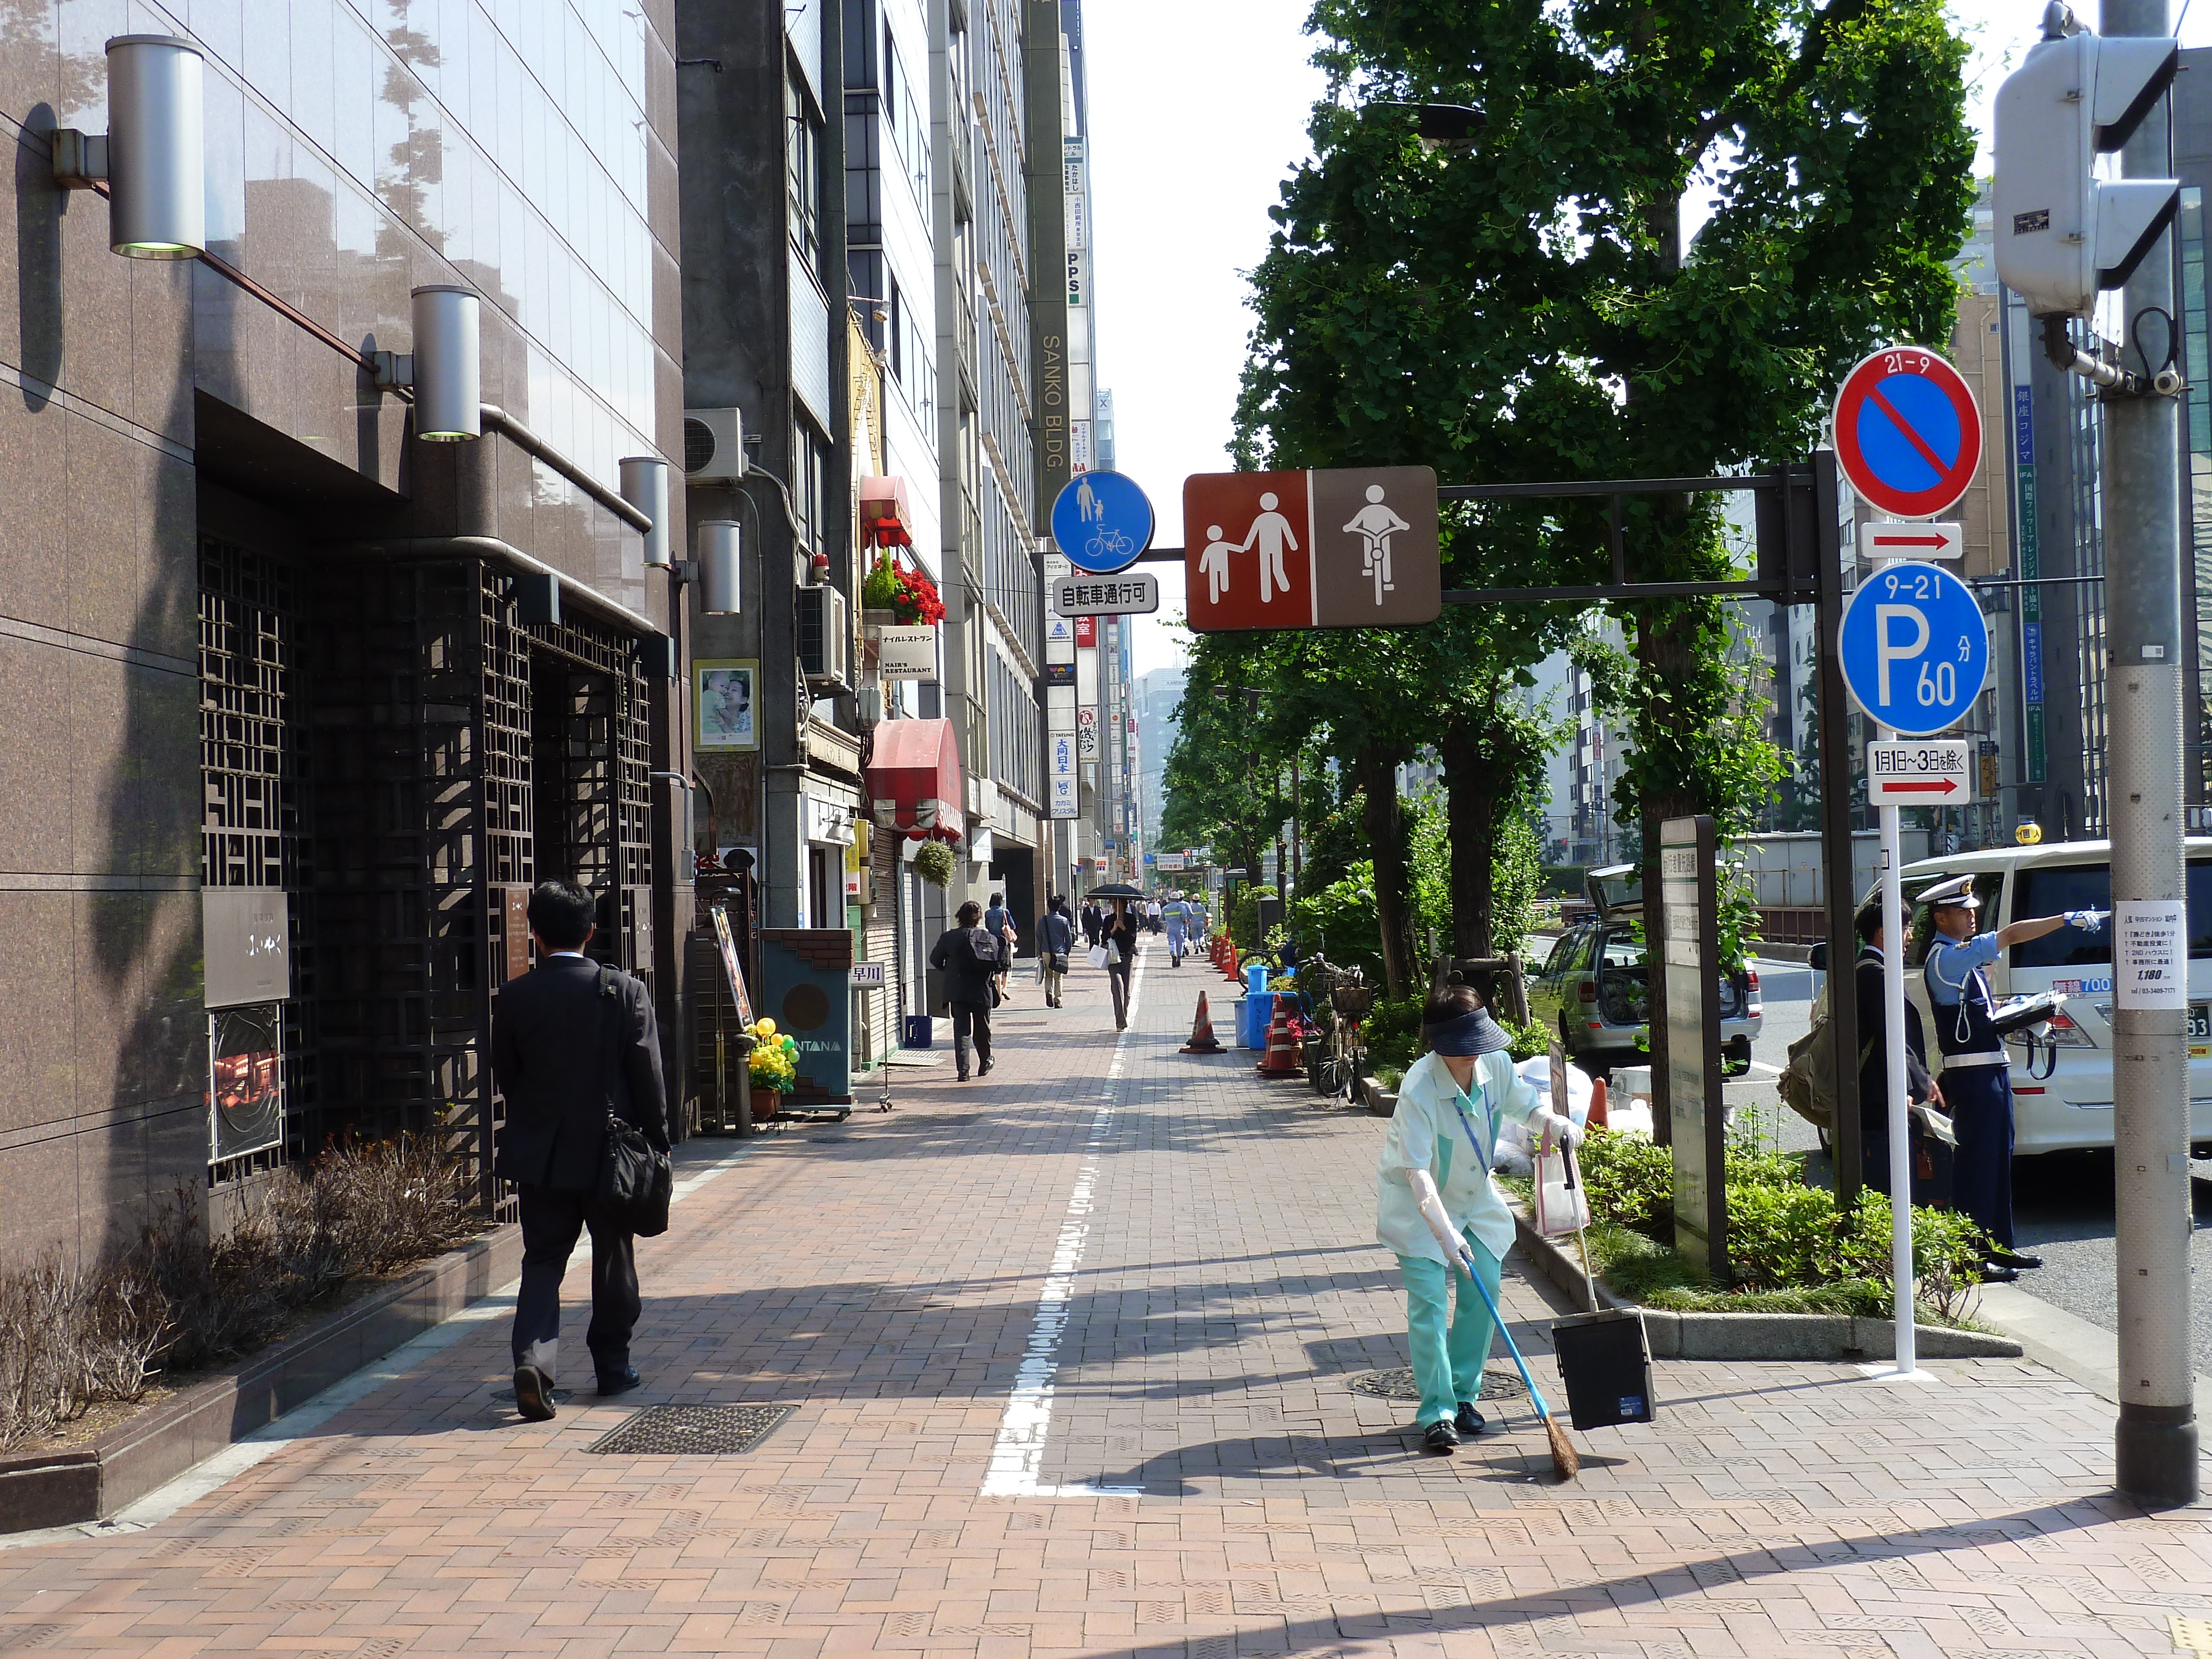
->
xmin=1925 ymin=931 xmax=2002 ymax=1006
xmin=1376 ymin=1050 xmax=1548 ymax=1265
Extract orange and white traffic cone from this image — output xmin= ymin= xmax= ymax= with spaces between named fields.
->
xmin=1180 ymin=992 xmax=1224 ymax=1053
xmin=1587 ymin=1075 xmax=1609 ymax=1128
xmin=1256 ymin=1000 xmax=1302 ymax=1077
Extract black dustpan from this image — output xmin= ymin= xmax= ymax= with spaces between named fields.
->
xmin=1549 ymin=1119 xmax=1658 ymax=1432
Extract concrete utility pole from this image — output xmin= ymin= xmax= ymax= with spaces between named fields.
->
xmin=2103 ymin=0 xmax=2199 ymax=1509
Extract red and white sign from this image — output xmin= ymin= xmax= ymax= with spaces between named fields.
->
xmin=1073 ymin=614 xmax=1097 ymax=648
xmin=1865 ymin=739 xmax=1974 ymax=805
xmin=1182 ymin=466 xmax=1440 ymax=632
xmin=1858 ymin=521 xmax=1963 ymax=561
xmin=1831 ymin=346 xmax=1983 ymax=520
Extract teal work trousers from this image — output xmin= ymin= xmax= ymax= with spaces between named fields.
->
xmin=1396 ymin=1234 xmax=1502 ymax=1428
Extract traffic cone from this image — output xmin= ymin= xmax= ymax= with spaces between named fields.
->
xmin=1587 ymin=1076 xmax=1609 ymax=1129
xmin=1180 ymin=992 xmax=1224 ymax=1053
xmin=1256 ymin=1000 xmax=1302 ymax=1078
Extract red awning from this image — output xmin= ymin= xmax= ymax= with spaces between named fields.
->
xmin=859 ymin=474 xmax=914 ymax=547
xmin=865 ymin=717 xmax=966 ymax=843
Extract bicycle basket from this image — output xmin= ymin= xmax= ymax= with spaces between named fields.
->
xmin=1331 ymin=984 xmax=1375 ymax=1019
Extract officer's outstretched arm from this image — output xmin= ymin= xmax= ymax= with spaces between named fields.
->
xmin=1995 ymin=911 xmax=2097 ymax=949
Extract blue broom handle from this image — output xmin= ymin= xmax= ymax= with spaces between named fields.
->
xmin=1455 ymin=1244 xmax=1554 ymax=1422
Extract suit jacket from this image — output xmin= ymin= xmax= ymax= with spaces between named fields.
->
xmin=930 ymin=925 xmax=1006 ymax=1007
xmin=493 ymin=955 xmax=669 ymax=1191
xmin=1855 ymin=947 xmax=1933 ymax=1123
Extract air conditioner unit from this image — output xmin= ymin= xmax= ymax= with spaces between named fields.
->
xmin=682 ymin=407 xmax=745 ymax=482
xmin=797 ymin=584 xmax=849 ymax=687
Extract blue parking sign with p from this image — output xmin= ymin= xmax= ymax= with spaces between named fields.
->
xmin=1839 ymin=560 xmax=1989 ymax=738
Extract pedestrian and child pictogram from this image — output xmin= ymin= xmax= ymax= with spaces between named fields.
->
xmin=1183 ymin=466 xmax=1441 ymax=632
xmin=1831 ymin=346 xmax=1984 ymax=520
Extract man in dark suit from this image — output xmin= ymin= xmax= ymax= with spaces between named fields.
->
xmin=1854 ymin=898 xmax=1945 ymax=1211
xmin=493 ymin=879 xmax=669 ymax=1421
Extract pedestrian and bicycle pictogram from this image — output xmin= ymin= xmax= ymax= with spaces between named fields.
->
xmin=1051 ymin=468 xmax=1155 ymax=574
xmin=1183 ymin=465 xmax=1440 ymax=632
xmin=1831 ymin=346 xmax=1984 ymax=519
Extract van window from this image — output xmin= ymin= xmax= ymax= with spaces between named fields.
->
xmin=2010 ymin=861 xmax=2212 ymax=967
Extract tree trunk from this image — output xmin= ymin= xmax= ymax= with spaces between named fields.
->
xmin=1438 ymin=721 xmax=1499 ymax=960
xmin=1352 ymin=750 xmax=1414 ymax=999
xmin=1635 ymin=604 xmax=1704 ymax=1149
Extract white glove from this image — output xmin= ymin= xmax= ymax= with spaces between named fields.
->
xmin=1407 ymin=1168 xmax=1474 ymax=1269
xmin=1539 ymin=1111 xmax=1584 ymax=1151
xmin=2064 ymin=909 xmax=2109 ymax=933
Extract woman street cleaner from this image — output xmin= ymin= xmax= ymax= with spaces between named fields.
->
xmin=1376 ymin=983 xmax=1584 ymax=1454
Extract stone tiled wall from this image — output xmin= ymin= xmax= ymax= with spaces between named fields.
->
xmin=0 ymin=0 xmax=686 ymax=1268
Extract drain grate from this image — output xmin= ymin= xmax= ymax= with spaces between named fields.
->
xmin=1346 ymin=1366 xmax=1526 ymax=1402
xmin=586 ymin=1403 xmax=799 ymax=1456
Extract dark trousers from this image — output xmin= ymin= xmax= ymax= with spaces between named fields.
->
xmin=1944 ymin=1065 xmax=2015 ymax=1250
xmin=1108 ymin=959 xmax=1132 ymax=1029
xmin=512 ymin=1184 xmax=640 ymax=1381
xmin=952 ymin=999 xmax=992 ymax=1073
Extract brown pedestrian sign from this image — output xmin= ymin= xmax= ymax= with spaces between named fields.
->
xmin=1183 ymin=466 xmax=1441 ymax=632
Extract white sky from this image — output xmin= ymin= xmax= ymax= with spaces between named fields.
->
xmin=1084 ymin=2 xmax=2212 ymax=681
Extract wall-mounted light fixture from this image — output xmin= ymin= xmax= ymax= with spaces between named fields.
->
xmin=51 ymin=36 xmax=206 ymax=258
xmin=620 ymin=457 xmax=671 ymax=567
xmin=698 ymin=520 xmax=742 ymax=614
xmin=407 ymin=285 xmax=479 ymax=440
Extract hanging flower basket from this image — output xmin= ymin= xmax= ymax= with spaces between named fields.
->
xmin=863 ymin=552 xmax=945 ymax=627
xmin=914 ymin=841 xmax=956 ymax=888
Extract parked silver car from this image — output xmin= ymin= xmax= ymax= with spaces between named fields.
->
xmin=1527 ymin=864 xmax=1762 ymax=1079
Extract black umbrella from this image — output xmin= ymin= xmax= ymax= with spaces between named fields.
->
xmin=1087 ymin=882 xmax=1146 ymax=899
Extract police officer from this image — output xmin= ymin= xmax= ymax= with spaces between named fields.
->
xmin=1919 ymin=874 xmax=2105 ymax=1280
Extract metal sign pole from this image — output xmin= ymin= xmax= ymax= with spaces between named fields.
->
xmin=1877 ymin=775 xmax=1921 ymax=1378
xmin=1814 ymin=453 xmax=1864 ymax=1206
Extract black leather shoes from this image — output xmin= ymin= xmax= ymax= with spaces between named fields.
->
xmin=1986 ymin=1249 xmax=2043 ymax=1270
xmin=1455 ymin=1401 xmax=1486 ymax=1438
xmin=596 ymin=1367 xmax=641 ymax=1397
xmin=1422 ymin=1420 xmax=1459 ymax=1454
xmin=979 ymin=1058 xmax=994 ymax=1076
xmin=513 ymin=1365 xmax=557 ymax=1421
xmin=1980 ymin=1263 xmax=2020 ymax=1284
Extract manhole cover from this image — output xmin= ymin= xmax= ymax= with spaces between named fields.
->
xmin=586 ymin=1403 xmax=799 ymax=1456
xmin=1345 ymin=1367 xmax=1526 ymax=1402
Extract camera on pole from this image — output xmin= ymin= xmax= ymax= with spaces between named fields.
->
xmin=1992 ymin=3 xmax=2178 ymax=320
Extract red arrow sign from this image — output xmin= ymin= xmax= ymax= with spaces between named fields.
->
xmin=1870 ymin=534 xmax=1950 ymax=547
xmin=1882 ymin=779 xmax=1960 ymax=795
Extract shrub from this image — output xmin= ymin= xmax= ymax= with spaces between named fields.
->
xmin=1573 ymin=1125 xmax=1988 ymax=1306
xmin=1286 ymin=863 xmax=1385 ymax=980
xmin=0 ymin=1134 xmax=484 ymax=1451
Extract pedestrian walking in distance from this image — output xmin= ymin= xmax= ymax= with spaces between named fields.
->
xmin=1039 ymin=894 xmax=1077 ymax=1009
xmin=931 ymin=899 xmax=1006 ymax=1080
xmin=983 ymin=890 xmax=1018 ymax=1003
xmin=1376 ymin=983 xmax=1582 ymax=1454
xmin=1919 ymin=874 xmax=2101 ymax=1281
xmin=1081 ymin=899 xmax=1103 ymax=948
xmin=1102 ymin=898 xmax=1141 ymax=1031
xmin=492 ymin=879 xmax=670 ymax=1423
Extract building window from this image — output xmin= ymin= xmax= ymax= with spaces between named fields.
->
xmin=788 ymin=75 xmax=822 ymax=272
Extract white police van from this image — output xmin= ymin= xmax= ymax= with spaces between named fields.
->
xmin=1894 ymin=838 xmax=2212 ymax=1157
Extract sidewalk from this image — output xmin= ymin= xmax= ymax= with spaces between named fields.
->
xmin=0 ymin=940 xmax=2207 ymax=1657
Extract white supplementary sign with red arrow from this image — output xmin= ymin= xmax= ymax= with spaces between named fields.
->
xmin=1866 ymin=738 xmax=1975 ymax=805
xmin=1858 ymin=520 xmax=1963 ymax=561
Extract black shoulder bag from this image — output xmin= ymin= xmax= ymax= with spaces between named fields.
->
xmin=593 ymin=966 xmax=673 ymax=1237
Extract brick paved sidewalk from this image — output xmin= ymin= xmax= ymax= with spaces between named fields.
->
xmin=1 ymin=938 xmax=2208 ymax=1658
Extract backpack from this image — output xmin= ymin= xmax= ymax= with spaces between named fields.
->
xmin=966 ymin=927 xmax=1001 ymax=969
xmin=1776 ymin=979 xmax=1876 ymax=1133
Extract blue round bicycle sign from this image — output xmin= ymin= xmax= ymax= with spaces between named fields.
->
xmin=1839 ymin=560 xmax=1989 ymax=737
xmin=1052 ymin=469 xmax=1154 ymax=574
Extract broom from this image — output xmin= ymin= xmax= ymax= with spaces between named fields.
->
xmin=1455 ymin=1242 xmax=1580 ymax=1482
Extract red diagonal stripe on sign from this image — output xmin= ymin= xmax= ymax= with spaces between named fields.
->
xmin=1864 ymin=385 xmax=1952 ymax=478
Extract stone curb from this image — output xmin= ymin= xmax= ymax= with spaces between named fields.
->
xmin=0 ymin=1222 xmax=524 ymax=1537
xmin=1511 ymin=1207 xmax=2023 ymax=1361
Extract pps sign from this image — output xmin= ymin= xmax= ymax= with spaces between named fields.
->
xmin=1839 ymin=561 xmax=1989 ymax=738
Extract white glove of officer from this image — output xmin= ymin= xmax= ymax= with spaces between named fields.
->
xmin=1408 ymin=1168 xmax=1478 ymax=1272
xmin=1539 ymin=1110 xmax=1584 ymax=1151
xmin=2064 ymin=909 xmax=2109 ymax=933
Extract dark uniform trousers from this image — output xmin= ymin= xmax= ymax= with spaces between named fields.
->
xmin=1943 ymin=1066 xmax=2016 ymax=1250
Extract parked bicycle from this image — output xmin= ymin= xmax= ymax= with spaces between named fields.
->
xmin=1298 ymin=956 xmax=1373 ymax=1104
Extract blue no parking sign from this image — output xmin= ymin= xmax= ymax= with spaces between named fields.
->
xmin=1839 ymin=561 xmax=1989 ymax=738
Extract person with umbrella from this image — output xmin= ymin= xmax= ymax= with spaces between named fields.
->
xmin=1089 ymin=883 xmax=1146 ymax=1031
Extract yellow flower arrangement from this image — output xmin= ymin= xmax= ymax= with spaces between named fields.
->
xmin=747 ymin=1019 xmax=799 ymax=1092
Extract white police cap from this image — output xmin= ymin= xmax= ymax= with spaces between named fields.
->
xmin=1917 ymin=873 xmax=1981 ymax=910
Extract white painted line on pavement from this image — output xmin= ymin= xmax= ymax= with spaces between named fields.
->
xmin=981 ymin=943 xmax=1146 ymax=1499
xmin=0 ymin=1139 xmax=761 ymax=1550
